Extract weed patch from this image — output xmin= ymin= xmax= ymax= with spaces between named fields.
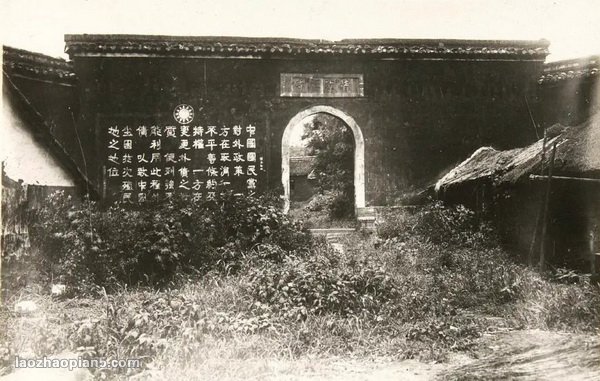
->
xmin=2 ymin=199 xmax=599 ymax=379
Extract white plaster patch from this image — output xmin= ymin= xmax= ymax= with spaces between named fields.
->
xmin=1 ymin=95 xmax=75 ymax=186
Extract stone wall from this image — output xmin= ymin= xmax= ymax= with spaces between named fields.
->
xmin=71 ymin=52 xmax=544 ymax=205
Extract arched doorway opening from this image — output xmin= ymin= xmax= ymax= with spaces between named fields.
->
xmin=282 ymin=106 xmax=365 ymax=219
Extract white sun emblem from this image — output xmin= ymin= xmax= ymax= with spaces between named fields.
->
xmin=173 ymin=104 xmax=194 ymax=124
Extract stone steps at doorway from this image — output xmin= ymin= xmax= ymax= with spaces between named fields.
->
xmin=309 ymin=228 xmax=356 ymax=236
xmin=357 ymin=207 xmax=377 ymax=230
xmin=309 ymin=228 xmax=355 ymax=255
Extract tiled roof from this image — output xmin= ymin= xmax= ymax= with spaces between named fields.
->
xmin=64 ymin=35 xmax=550 ymax=59
xmin=538 ymin=55 xmax=599 ymax=84
xmin=3 ymin=46 xmax=76 ymax=83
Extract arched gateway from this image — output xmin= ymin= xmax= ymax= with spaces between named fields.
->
xmin=281 ymin=106 xmax=365 ymax=214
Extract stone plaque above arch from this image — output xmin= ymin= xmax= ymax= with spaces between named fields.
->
xmin=280 ymin=73 xmax=364 ymax=98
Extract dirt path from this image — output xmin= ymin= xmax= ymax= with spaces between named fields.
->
xmin=440 ymin=329 xmax=600 ymax=380
xmin=139 ymin=330 xmax=599 ymax=381
xmin=145 ymin=356 xmax=452 ymax=381
xmin=2 ymin=329 xmax=598 ymax=380
xmin=211 ymin=330 xmax=599 ymax=381
xmin=240 ymin=358 xmax=446 ymax=381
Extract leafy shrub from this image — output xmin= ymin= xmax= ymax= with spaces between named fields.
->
xmin=305 ymin=193 xmax=333 ymax=212
xmin=327 ymin=191 xmax=355 ymax=219
xmin=24 ymin=191 xmax=312 ymax=292
xmin=376 ymin=202 xmax=600 ymax=336
xmin=377 ymin=201 xmax=498 ymax=248
xmin=244 ymin=242 xmax=399 ymax=321
xmin=510 ymin=271 xmax=600 ymax=332
xmin=289 ymin=192 xmax=356 ymax=229
xmin=59 ymin=290 xmax=276 ymax=378
xmin=405 ymin=315 xmax=484 ymax=354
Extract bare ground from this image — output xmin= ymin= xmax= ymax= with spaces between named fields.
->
xmin=135 ymin=329 xmax=599 ymax=381
xmin=2 ymin=319 xmax=598 ymax=381
xmin=439 ymin=329 xmax=600 ymax=381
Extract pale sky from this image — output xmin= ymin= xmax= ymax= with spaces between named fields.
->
xmin=1 ymin=0 xmax=599 ymax=62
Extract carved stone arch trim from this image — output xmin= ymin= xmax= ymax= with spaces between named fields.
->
xmin=281 ymin=105 xmax=365 ymax=213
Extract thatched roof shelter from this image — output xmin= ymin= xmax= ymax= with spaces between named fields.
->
xmin=436 ymin=114 xmax=600 ymax=192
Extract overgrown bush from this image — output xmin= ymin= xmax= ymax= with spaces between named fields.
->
xmin=376 ymin=201 xmax=498 ymax=248
xmin=510 ymin=270 xmax=600 ymax=332
xmin=3 ymin=198 xmax=599 ymax=378
xmin=289 ymin=192 xmax=357 ymax=229
xmin=327 ymin=191 xmax=355 ymax=219
xmin=404 ymin=314 xmax=485 ymax=355
xmin=65 ymin=291 xmax=277 ymax=379
xmin=20 ymin=191 xmax=312 ymax=292
xmin=245 ymin=241 xmax=399 ymax=321
xmin=305 ymin=193 xmax=334 ymax=212
xmin=375 ymin=201 xmax=600 ymax=335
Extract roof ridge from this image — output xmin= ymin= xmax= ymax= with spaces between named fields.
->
xmin=544 ymin=55 xmax=600 ymax=72
xmin=538 ymin=56 xmax=599 ymax=84
xmin=63 ymin=34 xmax=550 ymax=59
xmin=3 ymin=46 xmax=75 ymax=82
xmin=3 ymin=45 xmax=71 ymax=67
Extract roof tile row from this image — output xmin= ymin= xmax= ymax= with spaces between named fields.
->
xmin=3 ymin=46 xmax=75 ymax=81
xmin=64 ymin=35 xmax=550 ymax=58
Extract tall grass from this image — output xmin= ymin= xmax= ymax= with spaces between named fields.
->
xmin=1 ymin=201 xmax=598 ymax=379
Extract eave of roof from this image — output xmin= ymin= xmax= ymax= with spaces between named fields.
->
xmin=3 ymin=46 xmax=76 ymax=84
xmin=538 ymin=55 xmax=599 ymax=84
xmin=64 ymin=34 xmax=550 ymax=59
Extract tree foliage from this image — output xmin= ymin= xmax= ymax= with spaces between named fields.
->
xmin=302 ymin=114 xmax=355 ymax=218
xmin=17 ymin=192 xmax=312 ymax=292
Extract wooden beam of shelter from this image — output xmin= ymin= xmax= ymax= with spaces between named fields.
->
xmin=529 ymin=174 xmax=600 ymax=183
